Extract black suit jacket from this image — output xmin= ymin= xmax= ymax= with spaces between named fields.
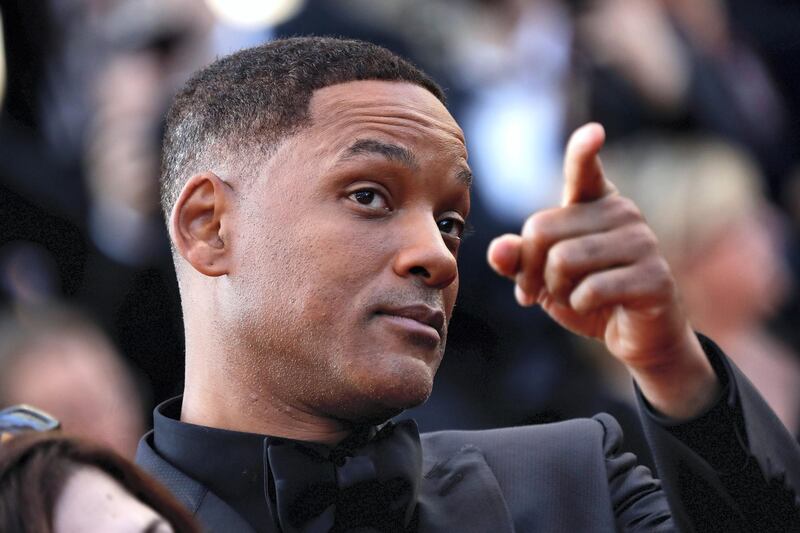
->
xmin=137 ymin=342 xmax=800 ymax=532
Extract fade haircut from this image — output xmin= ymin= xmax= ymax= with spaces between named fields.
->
xmin=160 ymin=36 xmax=445 ymax=220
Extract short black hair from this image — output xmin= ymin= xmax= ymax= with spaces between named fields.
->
xmin=160 ymin=36 xmax=445 ymax=219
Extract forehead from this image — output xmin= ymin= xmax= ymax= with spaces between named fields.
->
xmin=304 ymin=80 xmax=467 ymax=160
xmin=55 ymin=467 xmax=163 ymax=530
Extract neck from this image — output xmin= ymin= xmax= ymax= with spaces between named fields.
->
xmin=181 ymin=355 xmax=352 ymax=446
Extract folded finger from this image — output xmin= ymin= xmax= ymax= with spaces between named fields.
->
xmin=568 ymin=257 xmax=675 ymax=314
xmin=543 ymin=224 xmax=658 ymax=303
xmin=516 ymin=196 xmax=643 ymax=299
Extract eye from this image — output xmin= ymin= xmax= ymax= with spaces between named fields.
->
xmin=438 ymin=217 xmax=465 ymax=239
xmin=349 ymin=188 xmax=390 ymax=211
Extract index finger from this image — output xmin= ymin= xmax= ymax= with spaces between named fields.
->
xmin=562 ymin=123 xmax=615 ymax=206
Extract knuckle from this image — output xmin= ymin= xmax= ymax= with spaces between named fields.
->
xmin=580 ymin=280 xmax=601 ymax=304
xmin=654 ymin=255 xmax=672 ymax=275
xmin=547 ymin=243 xmax=571 ymax=274
xmin=641 ymin=228 xmax=659 ymax=251
xmin=629 ymin=225 xmax=658 ymax=253
xmin=521 ymin=215 xmax=538 ymax=238
xmin=611 ymin=196 xmax=644 ymax=224
xmin=522 ymin=210 xmax=557 ymax=248
xmin=648 ymin=257 xmax=675 ymax=295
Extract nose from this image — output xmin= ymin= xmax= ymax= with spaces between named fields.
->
xmin=392 ymin=212 xmax=458 ymax=290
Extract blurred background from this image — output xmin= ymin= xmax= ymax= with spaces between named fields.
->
xmin=1 ymin=0 xmax=799 ymax=466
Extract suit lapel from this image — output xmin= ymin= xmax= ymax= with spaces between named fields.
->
xmin=417 ymin=443 xmax=515 ymax=532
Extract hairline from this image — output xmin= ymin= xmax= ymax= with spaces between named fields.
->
xmin=168 ymin=78 xmax=446 ymax=216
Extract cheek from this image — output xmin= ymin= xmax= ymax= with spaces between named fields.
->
xmin=297 ymin=222 xmax=390 ymax=320
xmin=234 ymin=208 xmax=387 ymax=333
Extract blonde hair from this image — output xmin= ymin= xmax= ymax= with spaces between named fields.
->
xmin=602 ymin=137 xmax=763 ymax=263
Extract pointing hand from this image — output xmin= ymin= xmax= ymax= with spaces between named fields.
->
xmin=486 ymin=124 xmax=719 ymax=419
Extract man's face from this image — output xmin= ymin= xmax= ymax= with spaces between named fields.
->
xmin=227 ymin=80 xmax=470 ymax=423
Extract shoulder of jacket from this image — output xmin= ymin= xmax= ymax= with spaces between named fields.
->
xmin=419 ymin=414 xmax=615 ymax=460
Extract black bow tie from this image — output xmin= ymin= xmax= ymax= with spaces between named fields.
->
xmin=266 ymin=420 xmax=422 ymax=533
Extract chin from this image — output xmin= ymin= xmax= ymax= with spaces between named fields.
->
xmin=342 ymin=357 xmax=436 ymax=425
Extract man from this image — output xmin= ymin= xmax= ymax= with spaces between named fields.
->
xmin=137 ymin=37 xmax=800 ymax=532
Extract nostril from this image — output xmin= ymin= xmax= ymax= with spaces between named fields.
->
xmin=409 ymin=266 xmax=430 ymax=278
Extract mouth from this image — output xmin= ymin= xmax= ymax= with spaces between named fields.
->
xmin=373 ymin=304 xmax=445 ymax=344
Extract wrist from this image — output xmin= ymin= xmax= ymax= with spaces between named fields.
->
xmin=629 ymin=327 xmax=721 ymax=420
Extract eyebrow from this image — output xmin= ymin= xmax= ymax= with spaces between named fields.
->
xmin=338 ymin=138 xmax=473 ymax=187
xmin=456 ymin=167 xmax=473 ymax=188
xmin=339 ymin=138 xmax=419 ymax=170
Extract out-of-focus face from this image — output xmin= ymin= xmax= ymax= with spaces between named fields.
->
xmin=225 ymin=80 xmax=471 ymax=423
xmin=692 ymin=206 xmax=791 ymax=323
xmin=53 ymin=466 xmax=173 ymax=533
xmin=2 ymin=333 xmax=144 ymax=458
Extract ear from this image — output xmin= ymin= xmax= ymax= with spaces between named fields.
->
xmin=170 ymin=172 xmax=233 ymax=277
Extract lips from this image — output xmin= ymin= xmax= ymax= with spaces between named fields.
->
xmin=374 ymin=304 xmax=445 ymax=337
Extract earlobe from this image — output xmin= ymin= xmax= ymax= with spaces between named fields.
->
xmin=170 ymin=172 xmax=233 ymax=277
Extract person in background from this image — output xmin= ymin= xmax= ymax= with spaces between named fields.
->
xmin=0 ymin=306 xmax=145 ymax=458
xmin=0 ymin=405 xmax=199 ymax=532
xmin=0 ymin=0 xmax=216 ymax=407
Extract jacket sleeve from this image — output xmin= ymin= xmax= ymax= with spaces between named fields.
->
xmin=637 ymin=334 xmax=800 ymax=532
xmin=594 ymin=413 xmax=675 ymax=531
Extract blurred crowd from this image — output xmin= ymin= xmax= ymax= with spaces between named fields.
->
xmin=1 ymin=0 xmax=800 ymax=514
